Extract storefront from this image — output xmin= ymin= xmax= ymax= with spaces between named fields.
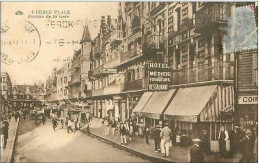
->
xmin=164 ymin=84 xmax=234 ymax=152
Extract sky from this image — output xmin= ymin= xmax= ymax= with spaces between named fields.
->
xmin=1 ymin=2 xmax=118 ymax=85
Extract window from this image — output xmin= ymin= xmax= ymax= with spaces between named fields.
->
xmin=253 ymin=53 xmax=258 ymax=86
xmin=182 ymin=32 xmax=188 ymax=40
xmin=168 ymin=16 xmax=173 ymax=24
xmin=3 ymin=77 xmax=6 ymax=83
xmin=3 ymin=85 xmax=6 ymax=91
xmin=64 ymin=77 xmax=67 ymax=83
xmin=168 ymin=25 xmax=174 ymax=33
xmin=182 ymin=45 xmax=188 ymax=53
xmin=64 ymin=89 xmax=67 ymax=96
xmin=198 ymin=40 xmax=205 ymax=48
xmin=168 ymin=7 xmax=174 ymax=15
xmin=182 ymin=8 xmax=188 ymax=16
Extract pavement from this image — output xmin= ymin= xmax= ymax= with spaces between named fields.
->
xmin=80 ymin=118 xmax=242 ymax=163
xmin=1 ymin=118 xmax=20 ymax=163
xmin=13 ymin=120 xmax=150 ymax=162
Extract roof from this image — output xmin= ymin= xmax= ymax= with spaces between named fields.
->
xmin=14 ymin=84 xmax=43 ymax=94
xmin=81 ymin=25 xmax=91 ymax=43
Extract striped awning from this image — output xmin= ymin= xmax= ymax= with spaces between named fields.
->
xmin=133 ymin=92 xmax=153 ymax=114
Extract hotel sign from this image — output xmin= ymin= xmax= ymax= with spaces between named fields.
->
xmin=238 ymin=96 xmax=258 ymax=104
xmin=148 ymin=62 xmax=171 ymax=91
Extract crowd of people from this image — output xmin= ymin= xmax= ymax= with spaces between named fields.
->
xmin=100 ymin=117 xmax=258 ymax=163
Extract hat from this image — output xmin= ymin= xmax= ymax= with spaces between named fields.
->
xmin=192 ymin=138 xmax=202 ymax=142
xmin=234 ymin=126 xmax=240 ymax=129
xmin=164 ymin=122 xmax=169 ymax=126
xmin=156 ymin=125 xmax=160 ymax=127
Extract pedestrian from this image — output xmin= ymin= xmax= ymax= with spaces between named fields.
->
xmin=1 ymin=119 xmax=9 ymax=149
xmin=67 ymin=119 xmax=73 ymax=133
xmin=120 ymin=123 xmax=127 ymax=145
xmin=240 ymin=130 xmax=254 ymax=163
xmin=60 ymin=118 xmax=64 ymax=128
xmin=23 ymin=111 xmax=26 ymax=120
xmin=14 ymin=111 xmax=19 ymax=122
xmin=129 ymin=121 xmax=134 ymax=141
xmin=111 ymin=119 xmax=117 ymax=135
xmin=74 ymin=119 xmax=78 ymax=133
xmin=144 ymin=123 xmax=150 ymax=144
xmin=52 ymin=118 xmax=58 ymax=131
xmin=160 ymin=122 xmax=172 ymax=157
xmin=42 ymin=114 xmax=46 ymax=125
xmin=230 ymin=126 xmax=241 ymax=157
xmin=190 ymin=138 xmax=204 ymax=163
xmin=200 ymin=129 xmax=210 ymax=155
xmin=104 ymin=118 xmax=110 ymax=136
xmin=176 ymin=131 xmax=181 ymax=148
xmin=8 ymin=113 xmax=12 ymax=122
xmin=154 ymin=125 xmax=161 ymax=152
xmin=218 ymin=125 xmax=229 ymax=158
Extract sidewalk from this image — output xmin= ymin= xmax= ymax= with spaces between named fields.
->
xmin=1 ymin=118 xmax=20 ymax=163
xmin=80 ymin=118 xmax=241 ymax=163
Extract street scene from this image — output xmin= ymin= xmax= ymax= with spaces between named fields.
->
xmin=1 ymin=2 xmax=258 ymax=163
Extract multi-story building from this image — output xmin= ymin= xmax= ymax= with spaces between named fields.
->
xmin=235 ymin=49 xmax=258 ymax=128
xmin=45 ymin=68 xmax=58 ymax=102
xmin=86 ymin=2 xmax=238 ymax=152
xmin=11 ymin=84 xmax=45 ymax=110
xmin=57 ymin=62 xmax=71 ymax=101
xmin=1 ymin=72 xmax=12 ymax=100
xmin=1 ymin=72 xmax=12 ymax=114
xmin=68 ymin=50 xmax=82 ymax=100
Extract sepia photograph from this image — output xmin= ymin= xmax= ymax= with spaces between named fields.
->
xmin=0 ymin=1 xmax=258 ymax=163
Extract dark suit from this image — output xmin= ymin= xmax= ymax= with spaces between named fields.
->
xmin=200 ymin=133 xmax=210 ymax=154
xmin=154 ymin=128 xmax=161 ymax=151
xmin=190 ymin=144 xmax=204 ymax=163
xmin=240 ymin=136 xmax=253 ymax=163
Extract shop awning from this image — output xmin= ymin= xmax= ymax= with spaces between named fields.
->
xmin=133 ymin=92 xmax=153 ymax=114
xmin=57 ymin=102 xmax=66 ymax=110
xmin=164 ymin=85 xmax=217 ymax=122
xmin=141 ymin=89 xmax=176 ymax=119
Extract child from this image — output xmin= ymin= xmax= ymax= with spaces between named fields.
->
xmin=176 ymin=131 xmax=181 ymax=148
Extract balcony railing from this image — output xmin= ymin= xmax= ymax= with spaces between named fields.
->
xmin=103 ymin=56 xmax=121 ymax=68
xmin=110 ymin=30 xmax=123 ymax=44
xmin=120 ymin=79 xmax=145 ymax=92
xmin=92 ymin=88 xmax=104 ymax=96
xmin=120 ymin=47 xmax=142 ymax=63
xmin=195 ymin=4 xmax=229 ymax=33
xmin=172 ymin=61 xmax=234 ymax=85
xmin=69 ymin=74 xmax=81 ymax=86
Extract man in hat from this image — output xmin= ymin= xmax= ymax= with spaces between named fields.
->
xmin=154 ymin=125 xmax=161 ymax=152
xmin=230 ymin=126 xmax=242 ymax=157
xmin=190 ymin=138 xmax=204 ymax=163
xmin=200 ymin=129 xmax=210 ymax=155
xmin=240 ymin=130 xmax=254 ymax=163
xmin=160 ymin=122 xmax=172 ymax=157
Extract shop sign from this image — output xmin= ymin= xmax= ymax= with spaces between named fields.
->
xmin=102 ymin=68 xmax=117 ymax=74
xmin=148 ymin=62 xmax=171 ymax=91
xmin=238 ymin=96 xmax=258 ymax=104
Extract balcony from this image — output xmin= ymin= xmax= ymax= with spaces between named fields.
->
xmin=103 ymin=56 xmax=121 ymax=68
xmin=120 ymin=79 xmax=145 ymax=92
xmin=73 ymin=61 xmax=81 ymax=69
xmin=150 ymin=2 xmax=166 ymax=16
xmin=93 ymin=66 xmax=103 ymax=76
xmin=69 ymin=74 xmax=81 ymax=86
xmin=104 ymin=84 xmax=121 ymax=95
xmin=171 ymin=61 xmax=234 ymax=85
xmin=195 ymin=4 xmax=229 ymax=34
xmin=110 ymin=30 xmax=123 ymax=44
xmin=92 ymin=88 xmax=104 ymax=96
xmin=120 ymin=47 xmax=142 ymax=63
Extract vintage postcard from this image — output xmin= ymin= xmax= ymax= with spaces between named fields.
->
xmin=0 ymin=2 xmax=258 ymax=163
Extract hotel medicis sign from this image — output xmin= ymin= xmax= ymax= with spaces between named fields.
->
xmin=148 ymin=62 xmax=171 ymax=91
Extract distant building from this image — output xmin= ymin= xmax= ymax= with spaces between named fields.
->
xmin=1 ymin=72 xmax=12 ymax=100
xmin=11 ymin=84 xmax=45 ymax=110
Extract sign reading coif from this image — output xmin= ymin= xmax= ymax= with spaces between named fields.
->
xmin=238 ymin=96 xmax=258 ymax=104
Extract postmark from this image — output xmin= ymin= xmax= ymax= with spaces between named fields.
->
xmin=1 ymin=19 xmax=41 ymax=65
